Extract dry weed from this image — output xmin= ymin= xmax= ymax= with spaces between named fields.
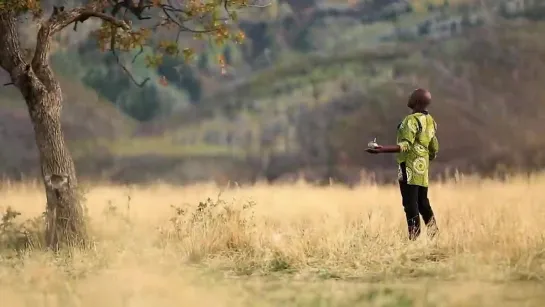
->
xmin=1 ymin=174 xmax=545 ymax=306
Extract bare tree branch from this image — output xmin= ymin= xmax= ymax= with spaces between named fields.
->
xmin=111 ymin=0 xmax=152 ymax=20
xmin=31 ymin=1 xmax=131 ymax=89
xmin=109 ymin=25 xmax=149 ymax=87
xmin=50 ymin=9 xmax=130 ymax=34
xmin=132 ymin=45 xmax=145 ymax=63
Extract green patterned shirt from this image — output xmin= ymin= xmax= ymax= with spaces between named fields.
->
xmin=396 ymin=112 xmax=439 ymax=187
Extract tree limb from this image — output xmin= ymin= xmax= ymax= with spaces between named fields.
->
xmin=49 ymin=9 xmax=131 ymax=35
xmin=0 ymin=11 xmax=27 ymax=76
xmin=31 ymin=1 xmax=131 ymax=89
xmin=0 ymin=11 xmax=47 ymax=94
xmin=109 ymin=25 xmax=149 ymax=87
xmin=111 ymin=0 xmax=152 ymax=20
xmin=24 ymin=0 xmax=267 ymax=90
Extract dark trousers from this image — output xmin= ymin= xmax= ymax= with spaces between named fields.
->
xmin=398 ymin=164 xmax=438 ymax=240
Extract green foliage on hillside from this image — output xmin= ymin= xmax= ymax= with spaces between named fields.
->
xmin=3 ymin=0 xmax=545 ymax=184
xmin=24 ymin=0 xmax=473 ymax=125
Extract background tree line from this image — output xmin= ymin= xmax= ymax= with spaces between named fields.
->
xmin=1 ymin=0 xmax=545 ymax=191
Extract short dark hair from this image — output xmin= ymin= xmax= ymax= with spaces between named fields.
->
xmin=409 ymin=88 xmax=431 ymax=108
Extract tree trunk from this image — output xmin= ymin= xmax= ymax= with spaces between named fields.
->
xmin=0 ymin=11 xmax=87 ymax=250
xmin=27 ymin=90 xmax=87 ymax=250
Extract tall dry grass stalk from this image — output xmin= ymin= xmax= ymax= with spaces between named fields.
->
xmin=1 ymin=174 xmax=545 ymax=306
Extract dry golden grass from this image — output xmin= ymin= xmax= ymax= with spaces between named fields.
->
xmin=1 ymin=174 xmax=545 ymax=306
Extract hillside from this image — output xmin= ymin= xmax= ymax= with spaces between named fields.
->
xmin=2 ymin=0 xmax=545 ymax=184
xmin=334 ymin=19 xmax=545 ymax=179
xmin=0 ymin=75 xmax=136 ymax=179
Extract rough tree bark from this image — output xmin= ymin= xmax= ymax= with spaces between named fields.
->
xmin=0 ymin=11 xmax=84 ymax=249
xmin=30 ymin=92 xmax=87 ymax=250
xmin=0 ymin=2 xmax=128 ymax=249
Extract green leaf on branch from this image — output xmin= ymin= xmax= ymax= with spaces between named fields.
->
xmin=145 ymin=54 xmax=163 ymax=68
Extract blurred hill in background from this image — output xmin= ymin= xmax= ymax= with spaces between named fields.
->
xmin=2 ymin=0 xmax=545 ymax=186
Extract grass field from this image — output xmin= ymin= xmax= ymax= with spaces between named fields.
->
xmin=1 ymin=174 xmax=545 ymax=306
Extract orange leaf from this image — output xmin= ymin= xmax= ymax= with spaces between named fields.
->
xmin=159 ymin=76 xmax=168 ymax=86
